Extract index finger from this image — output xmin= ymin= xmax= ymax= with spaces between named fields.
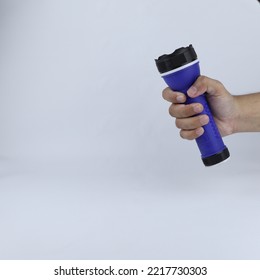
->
xmin=162 ymin=87 xmax=186 ymax=103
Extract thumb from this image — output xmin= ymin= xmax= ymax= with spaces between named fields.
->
xmin=187 ymin=76 xmax=225 ymax=98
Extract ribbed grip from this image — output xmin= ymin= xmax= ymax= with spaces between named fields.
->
xmin=185 ymin=94 xmax=225 ymax=157
xmin=161 ymin=61 xmax=230 ymax=165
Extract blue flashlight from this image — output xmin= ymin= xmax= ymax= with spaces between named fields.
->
xmin=155 ymin=45 xmax=230 ymax=166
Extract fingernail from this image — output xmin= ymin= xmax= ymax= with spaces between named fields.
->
xmin=176 ymin=94 xmax=185 ymax=102
xmin=199 ymin=115 xmax=209 ymax=125
xmin=187 ymin=86 xmax=197 ymax=97
xmin=193 ymin=104 xmax=202 ymax=113
xmin=196 ymin=127 xmax=204 ymax=136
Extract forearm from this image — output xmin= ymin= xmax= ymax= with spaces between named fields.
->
xmin=234 ymin=92 xmax=260 ymax=133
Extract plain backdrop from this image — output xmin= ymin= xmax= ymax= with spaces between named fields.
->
xmin=0 ymin=0 xmax=260 ymax=259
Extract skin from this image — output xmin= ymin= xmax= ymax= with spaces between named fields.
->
xmin=162 ymin=75 xmax=260 ymax=140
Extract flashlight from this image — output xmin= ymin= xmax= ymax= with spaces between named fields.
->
xmin=155 ymin=45 xmax=230 ymax=166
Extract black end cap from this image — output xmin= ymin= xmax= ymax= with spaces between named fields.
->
xmin=202 ymin=147 xmax=230 ymax=167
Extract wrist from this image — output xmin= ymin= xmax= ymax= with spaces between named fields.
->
xmin=231 ymin=95 xmax=242 ymax=134
xmin=232 ymin=93 xmax=260 ymax=133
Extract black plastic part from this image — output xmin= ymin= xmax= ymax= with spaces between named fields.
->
xmin=155 ymin=44 xmax=197 ymax=74
xmin=202 ymin=147 xmax=230 ymax=166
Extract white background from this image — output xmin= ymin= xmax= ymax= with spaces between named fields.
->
xmin=0 ymin=0 xmax=259 ymax=259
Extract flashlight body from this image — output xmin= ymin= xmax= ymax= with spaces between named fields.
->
xmin=162 ymin=60 xmax=229 ymax=166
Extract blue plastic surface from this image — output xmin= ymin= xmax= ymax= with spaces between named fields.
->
xmin=162 ymin=62 xmax=227 ymax=159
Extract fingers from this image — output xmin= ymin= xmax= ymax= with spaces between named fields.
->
xmin=163 ymin=87 xmax=204 ymax=119
xmin=162 ymin=79 xmax=220 ymax=140
xmin=169 ymin=103 xmax=203 ymax=118
xmin=187 ymin=75 xmax=224 ymax=98
xmin=177 ymin=115 xmax=209 ymax=140
xmin=180 ymin=127 xmax=204 ymax=140
xmin=175 ymin=114 xmax=209 ymax=130
xmin=163 ymin=76 xmax=225 ymax=101
xmin=162 ymin=87 xmax=186 ymax=103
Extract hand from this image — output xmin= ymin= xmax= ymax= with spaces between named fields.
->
xmin=162 ymin=76 xmax=238 ymax=140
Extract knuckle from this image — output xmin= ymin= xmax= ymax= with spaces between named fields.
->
xmin=180 ymin=130 xmax=193 ymax=140
xmin=197 ymin=76 xmax=207 ymax=88
xmin=188 ymin=104 xmax=197 ymax=116
xmin=181 ymin=106 xmax=188 ymax=117
xmin=179 ymin=130 xmax=185 ymax=139
xmin=186 ymin=133 xmax=194 ymax=140
xmin=189 ymin=117 xmax=199 ymax=129
xmin=162 ymin=87 xmax=172 ymax=100
xmin=170 ymin=104 xmax=191 ymax=118
xmin=198 ymin=75 xmax=208 ymax=86
xmin=200 ymin=75 xmax=207 ymax=82
xmin=179 ymin=107 xmax=188 ymax=118
xmin=195 ymin=76 xmax=208 ymax=94
xmin=162 ymin=88 xmax=168 ymax=99
xmin=175 ymin=118 xmax=181 ymax=129
xmin=215 ymin=79 xmax=224 ymax=89
xmin=168 ymin=104 xmax=175 ymax=117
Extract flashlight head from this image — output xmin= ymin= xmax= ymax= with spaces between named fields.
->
xmin=155 ymin=44 xmax=197 ymax=74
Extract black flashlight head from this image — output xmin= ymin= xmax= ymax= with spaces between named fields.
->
xmin=155 ymin=44 xmax=197 ymax=74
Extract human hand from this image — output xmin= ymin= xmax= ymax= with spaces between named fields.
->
xmin=162 ymin=76 xmax=238 ymax=140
